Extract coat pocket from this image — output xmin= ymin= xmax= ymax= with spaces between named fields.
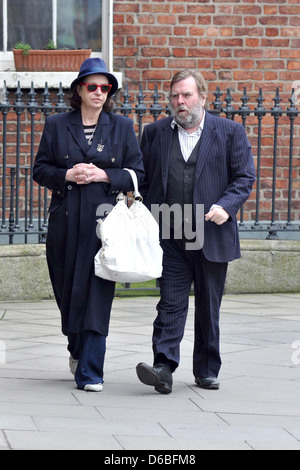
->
xmin=48 ymin=203 xmax=62 ymax=214
xmin=48 ymin=193 xmax=64 ymax=214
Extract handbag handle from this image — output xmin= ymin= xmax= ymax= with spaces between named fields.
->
xmin=123 ymin=168 xmax=142 ymax=199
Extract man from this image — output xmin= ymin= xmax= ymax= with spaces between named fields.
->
xmin=136 ymin=70 xmax=256 ymax=393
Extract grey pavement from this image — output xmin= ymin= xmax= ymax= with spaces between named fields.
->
xmin=0 ymin=293 xmax=300 ymax=451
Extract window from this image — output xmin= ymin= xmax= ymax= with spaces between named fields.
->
xmin=4 ymin=0 xmax=103 ymax=51
xmin=0 ymin=0 xmax=116 ymax=88
xmin=7 ymin=0 xmax=52 ymax=50
xmin=57 ymin=0 xmax=103 ymax=51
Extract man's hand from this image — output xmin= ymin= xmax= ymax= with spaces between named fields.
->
xmin=205 ymin=207 xmax=229 ymax=225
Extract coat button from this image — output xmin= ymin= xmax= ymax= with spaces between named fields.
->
xmin=63 ymin=155 xmax=69 ymax=159
xmin=67 ymin=185 xmax=72 ymax=190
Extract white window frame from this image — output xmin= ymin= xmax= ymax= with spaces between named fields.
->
xmin=0 ymin=0 xmax=120 ymax=89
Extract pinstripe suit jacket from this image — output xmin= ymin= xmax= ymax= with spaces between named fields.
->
xmin=140 ymin=112 xmax=256 ymax=263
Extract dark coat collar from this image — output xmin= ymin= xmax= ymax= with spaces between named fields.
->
xmin=67 ymin=109 xmax=111 ymax=154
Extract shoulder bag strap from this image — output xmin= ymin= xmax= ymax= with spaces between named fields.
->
xmin=123 ymin=168 xmax=141 ymax=199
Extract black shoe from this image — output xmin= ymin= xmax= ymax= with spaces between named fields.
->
xmin=136 ymin=362 xmax=173 ymax=394
xmin=195 ymin=376 xmax=220 ymax=390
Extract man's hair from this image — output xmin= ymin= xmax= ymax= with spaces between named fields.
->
xmin=170 ymin=69 xmax=208 ymax=97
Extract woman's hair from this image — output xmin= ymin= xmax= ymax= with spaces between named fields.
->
xmin=69 ymin=86 xmax=114 ymax=112
xmin=170 ymin=69 xmax=208 ymax=97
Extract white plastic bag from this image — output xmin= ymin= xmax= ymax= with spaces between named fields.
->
xmin=94 ymin=169 xmax=163 ymax=283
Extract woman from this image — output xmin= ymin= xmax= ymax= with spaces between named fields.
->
xmin=33 ymin=58 xmax=144 ymax=392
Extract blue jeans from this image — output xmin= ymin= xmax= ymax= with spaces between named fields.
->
xmin=68 ymin=330 xmax=106 ymax=389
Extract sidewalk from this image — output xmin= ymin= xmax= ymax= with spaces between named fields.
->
xmin=0 ymin=293 xmax=300 ymax=450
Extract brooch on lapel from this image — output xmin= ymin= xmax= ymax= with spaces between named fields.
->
xmin=97 ymin=140 xmax=104 ymax=153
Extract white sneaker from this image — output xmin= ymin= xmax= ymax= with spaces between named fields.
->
xmin=83 ymin=383 xmax=103 ymax=392
xmin=69 ymin=356 xmax=79 ymax=376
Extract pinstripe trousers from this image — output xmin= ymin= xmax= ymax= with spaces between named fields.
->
xmin=153 ymin=235 xmax=228 ymax=379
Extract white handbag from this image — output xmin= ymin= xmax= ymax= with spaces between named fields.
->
xmin=94 ymin=168 xmax=163 ymax=283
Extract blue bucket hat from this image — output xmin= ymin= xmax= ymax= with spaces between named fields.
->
xmin=70 ymin=58 xmax=119 ymax=96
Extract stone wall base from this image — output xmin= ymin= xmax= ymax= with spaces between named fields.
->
xmin=225 ymin=240 xmax=300 ymax=294
xmin=0 ymin=240 xmax=299 ymax=301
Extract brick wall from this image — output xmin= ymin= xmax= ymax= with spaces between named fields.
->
xmin=1 ymin=1 xmax=299 ymax=231
xmin=113 ymin=0 xmax=300 ymax=226
xmin=113 ymin=0 xmax=300 ymax=103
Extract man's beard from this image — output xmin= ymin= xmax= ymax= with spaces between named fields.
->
xmin=171 ymin=101 xmax=204 ymax=130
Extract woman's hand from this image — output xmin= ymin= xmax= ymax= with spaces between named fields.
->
xmin=66 ymin=163 xmax=110 ymax=185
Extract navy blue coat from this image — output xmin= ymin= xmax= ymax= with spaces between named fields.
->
xmin=33 ymin=109 xmax=144 ymax=335
xmin=140 ymin=112 xmax=256 ymax=263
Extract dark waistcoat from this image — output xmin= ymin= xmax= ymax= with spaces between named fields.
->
xmin=164 ymin=127 xmax=201 ymax=233
xmin=166 ymin=127 xmax=201 ymax=208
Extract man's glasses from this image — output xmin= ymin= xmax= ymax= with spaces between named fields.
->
xmin=80 ymin=83 xmax=112 ymax=94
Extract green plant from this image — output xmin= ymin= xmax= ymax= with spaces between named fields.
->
xmin=45 ymin=39 xmax=57 ymax=50
xmin=14 ymin=41 xmax=32 ymax=56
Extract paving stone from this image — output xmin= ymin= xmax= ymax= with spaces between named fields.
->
xmin=0 ymin=294 xmax=299 ymax=450
xmin=5 ymin=430 xmax=122 ymax=450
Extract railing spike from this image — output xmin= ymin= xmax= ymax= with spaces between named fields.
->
xmin=120 ymin=83 xmax=132 ymax=117
xmin=0 ymin=82 xmax=299 ymax=245
xmin=224 ymin=88 xmax=235 ymax=120
xmin=56 ymin=82 xmax=67 ymax=112
xmin=212 ymin=86 xmax=223 ymax=113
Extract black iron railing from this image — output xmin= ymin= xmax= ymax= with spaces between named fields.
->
xmin=0 ymin=80 xmax=299 ymax=245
